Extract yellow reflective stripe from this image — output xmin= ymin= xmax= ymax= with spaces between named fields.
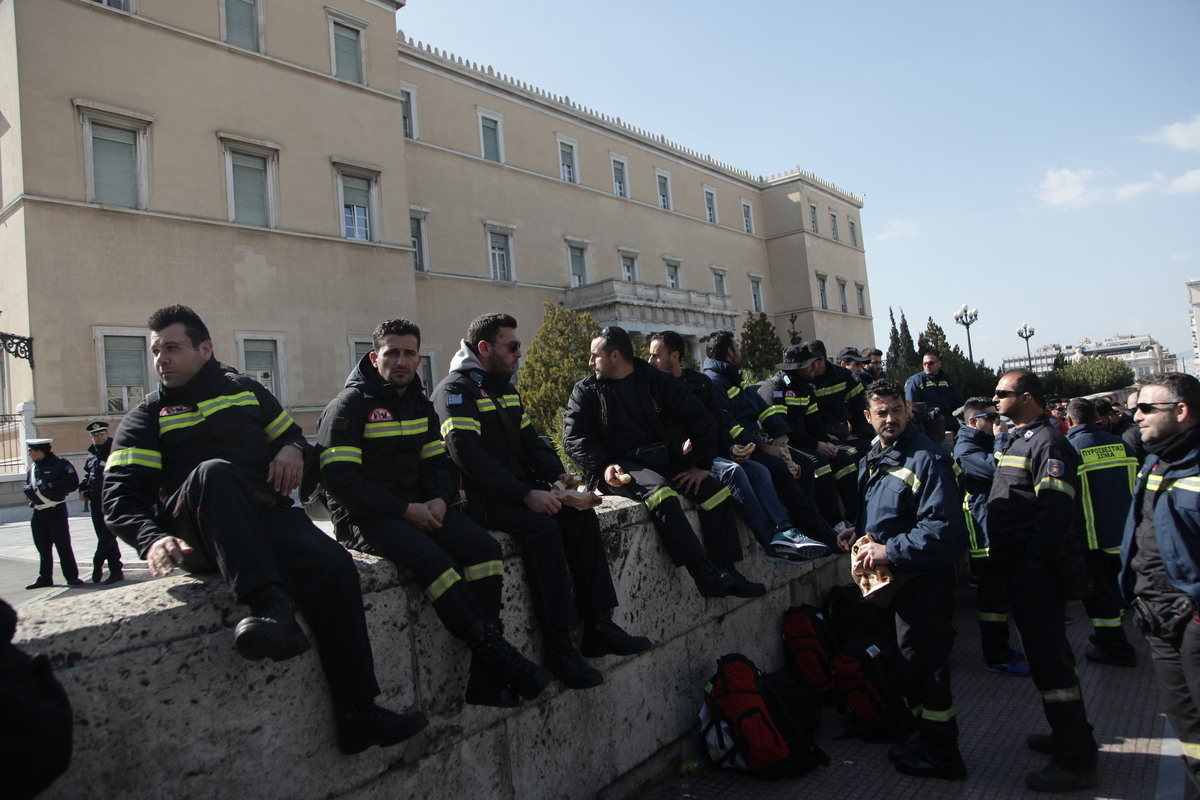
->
xmin=921 ymin=706 xmax=955 ymax=723
xmin=1102 ymin=545 xmax=1120 ymax=555
xmin=806 ymin=404 xmax=819 ymax=416
xmin=978 ymin=612 xmax=1007 ymax=622
xmin=1147 ymin=474 xmax=1163 ymax=492
xmin=476 ymin=398 xmax=498 ymax=413
xmin=759 ymin=405 xmax=784 ymax=423
xmin=1080 ymin=476 xmax=1099 ymax=550
xmin=887 ymin=467 xmax=921 ymax=491
xmin=441 ymin=417 xmax=481 ymax=437
xmin=814 ymin=382 xmax=846 ymax=397
xmin=196 ymin=391 xmax=258 ymax=416
xmin=1090 ymin=614 xmax=1123 ymax=628
xmin=463 ymin=560 xmax=503 ymax=581
xmin=998 ymin=454 xmax=1031 ymax=470
xmin=645 ymin=486 xmax=679 ymax=511
xmin=320 ymin=446 xmax=362 ymax=467
xmin=814 ymin=464 xmax=832 ymax=478
xmin=1169 ymin=477 xmax=1200 ymax=494
xmin=520 ymin=413 xmax=532 ymax=429
xmin=1035 ymin=476 xmax=1076 ymax=499
xmin=159 ymin=411 xmax=204 ymax=434
xmin=970 ymin=548 xmax=990 ymax=559
xmin=263 ymin=410 xmax=294 ymax=443
xmin=363 ymin=418 xmax=430 ymax=439
xmin=952 ymin=461 xmax=963 ymax=477
xmin=1181 ymin=741 xmax=1200 ymax=759
xmin=699 ymin=486 xmax=731 ymax=510
xmin=847 ymin=382 xmax=863 ymax=399
xmin=730 ymin=424 xmax=745 ymax=438
xmin=425 ymin=567 xmax=461 ymax=603
xmin=834 ymin=463 xmax=856 ymax=481
xmin=108 ymin=448 xmax=162 ymax=470
xmin=784 ymin=396 xmax=807 ymax=407
xmin=727 ymin=384 xmax=741 ymax=399
xmin=419 ymin=440 xmax=446 ymax=460
xmin=1042 ymin=686 xmax=1081 ymax=703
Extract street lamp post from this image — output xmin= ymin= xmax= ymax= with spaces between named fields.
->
xmin=1017 ymin=324 xmax=1036 ymax=370
xmin=953 ymin=304 xmax=979 ymax=362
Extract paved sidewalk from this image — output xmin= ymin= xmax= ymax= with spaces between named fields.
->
xmin=641 ymin=582 xmax=1188 ymax=800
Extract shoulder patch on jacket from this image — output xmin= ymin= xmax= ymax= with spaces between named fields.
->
xmin=160 ymin=405 xmax=194 ymax=416
xmin=445 ymin=394 xmax=463 ymax=405
xmin=368 ymin=408 xmax=394 ymax=422
xmin=1046 ymin=459 xmax=1065 ymax=477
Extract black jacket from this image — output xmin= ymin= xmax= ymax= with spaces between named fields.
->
xmin=80 ymin=437 xmax=113 ymax=501
xmin=23 ymin=454 xmax=79 ymax=509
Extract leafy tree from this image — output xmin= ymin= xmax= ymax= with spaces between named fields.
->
xmin=740 ymin=312 xmax=784 ymax=381
xmin=1051 ymin=351 xmax=1067 ymax=372
xmin=518 ymin=300 xmax=596 ymax=438
xmin=1042 ymin=357 xmax=1134 ymax=399
xmin=886 ymin=308 xmax=920 ymax=383
xmin=916 ymin=317 xmax=953 ymax=358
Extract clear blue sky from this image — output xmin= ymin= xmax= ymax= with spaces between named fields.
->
xmin=395 ymin=0 xmax=1200 ymax=371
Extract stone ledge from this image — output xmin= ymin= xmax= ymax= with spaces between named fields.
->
xmin=15 ymin=496 xmax=850 ymax=800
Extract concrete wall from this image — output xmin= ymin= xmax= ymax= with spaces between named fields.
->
xmin=14 ymin=497 xmax=850 ymax=800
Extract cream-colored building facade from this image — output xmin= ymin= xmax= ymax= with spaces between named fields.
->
xmin=0 ymin=0 xmax=872 ymax=460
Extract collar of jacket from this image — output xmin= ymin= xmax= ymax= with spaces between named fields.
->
xmin=344 ymin=350 xmax=426 ymax=399
xmin=866 ymin=420 xmax=918 ymax=470
xmin=702 ymin=357 xmax=741 ymax=383
xmin=956 ymin=424 xmax=993 ymax=448
xmin=1066 ymin=422 xmax=1101 ymax=440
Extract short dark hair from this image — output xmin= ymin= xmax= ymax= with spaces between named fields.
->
xmin=372 ymin=317 xmax=422 ymax=350
xmin=922 ymin=351 xmax=942 ymax=361
xmin=864 ymin=348 xmax=883 ymax=359
xmin=865 ymin=378 xmax=904 ymax=405
xmin=593 ymin=325 xmax=633 ymax=361
xmin=1066 ymin=397 xmax=1097 ymax=425
xmin=1094 ymin=398 xmax=1115 ymax=416
xmin=650 ymin=330 xmax=686 ymax=359
xmin=1002 ymin=369 xmax=1045 ymax=408
xmin=802 ymin=339 xmax=827 ymax=359
xmin=1138 ymin=372 xmax=1200 ymax=415
xmin=706 ymin=330 xmax=736 ymax=361
xmin=148 ymin=305 xmax=210 ymax=348
xmin=465 ymin=312 xmax=518 ymax=348
xmin=962 ymin=396 xmax=996 ymax=419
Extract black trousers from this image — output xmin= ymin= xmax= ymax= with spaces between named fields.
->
xmin=1004 ymin=556 xmax=1098 ymax=771
xmin=751 ymin=449 xmax=837 ymax=546
xmin=972 ymin=556 xmax=1015 ymax=665
xmin=889 ymin=567 xmax=959 ymax=747
xmin=31 ymin=505 xmax=78 ymax=583
xmin=345 ymin=509 xmax=502 ymax=641
xmin=164 ymin=459 xmax=380 ymax=708
xmin=88 ymin=502 xmax=123 ymax=572
xmin=604 ymin=459 xmax=742 ymax=569
xmin=1082 ymin=550 xmax=1134 ymax=657
xmin=1138 ymin=595 xmax=1200 ymax=792
xmin=474 ymin=500 xmax=618 ymax=633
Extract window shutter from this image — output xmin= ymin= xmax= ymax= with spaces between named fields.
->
xmin=333 ymin=23 xmax=362 ymax=83
xmin=104 ymin=336 xmax=146 ymax=387
xmin=92 ymin=125 xmax=137 ymax=208
xmin=225 ymin=0 xmax=258 ymax=50
xmin=244 ymin=339 xmax=277 ymax=372
xmin=231 ymin=152 xmax=268 ymax=226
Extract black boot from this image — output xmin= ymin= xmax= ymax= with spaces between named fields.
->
xmin=543 ymin=630 xmax=603 ymax=690
xmin=581 ymin=610 xmax=651 ymax=658
xmin=334 ymin=701 xmax=428 ymax=755
xmin=723 ymin=567 xmax=766 ymax=598
xmin=464 ymin=651 xmax=519 ymax=708
xmin=466 ymin=619 xmax=552 ymax=701
xmin=92 ymin=563 xmax=104 ymax=584
xmin=234 ymin=584 xmax=311 ymax=662
xmin=684 ymin=559 xmax=735 ymax=598
xmin=103 ymin=568 xmax=125 ymax=585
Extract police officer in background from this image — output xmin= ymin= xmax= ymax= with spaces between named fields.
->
xmin=23 ymin=439 xmax=81 ymax=589
xmin=80 ymin=421 xmax=124 ymax=584
xmin=1119 ymin=373 xmax=1200 ymax=795
xmin=988 ymin=370 xmax=1098 ymax=793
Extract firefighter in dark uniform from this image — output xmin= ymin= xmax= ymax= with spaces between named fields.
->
xmin=23 ymin=439 xmax=81 ymax=589
xmin=431 ymin=313 xmax=649 ymax=692
xmin=1064 ymin=397 xmax=1138 ymax=666
xmin=1119 ymin=373 xmax=1200 ymax=794
xmin=80 ymin=421 xmax=123 ymax=584
xmin=987 ymin=369 xmax=1099 ymax=792
xmin=104 ymin=305 xmax=427 ymax=754
xmin=905 ymin=351 xmax=965 ymax=447
xmin=802 ymin=339 xmax=874 ymax=456
xmin=846 ymin=379 xmax=968 ymax=781
xmin=318 ymin=317 xmax=553 ymax=706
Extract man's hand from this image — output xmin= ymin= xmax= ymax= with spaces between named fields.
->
xmin=853 ymin=540 xmax=890 ymax=571
xmin=147 ymin=535 xmax=193 ymax=578
xmin=403 ymin=501 xmax=443 ymax=532
xmin=770 ymin=435 xmax=790 ymax=448
xmin=836 ymin=525 xmax=857 ymax=552
xmin=673 ymin=467 xmax=709 ymax=495
xmin=426 ymin=497 xmax=447 ymax=526
xmin=604 ymin=464 xmax=627 ymax=487
xmin=816 ymin=441 xmax=839 ymax=459
xmin=524 ymin=489 xmax=562 ymax=515
xmin=267 ymin=444 xmax=304 ymax=496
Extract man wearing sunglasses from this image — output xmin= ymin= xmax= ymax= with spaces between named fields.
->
xmin=433 ymin=313 xmax=650 ymax=692
xmin=987 ymin=369 xmax=1098 ymax=792
xmin=1119 ymin=373 xmax=1200 ymax=796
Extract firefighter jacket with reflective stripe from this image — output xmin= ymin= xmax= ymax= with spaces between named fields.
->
xmin=1066 ymin=424 xmax=1136 ymax=553
xmin=986 ymin=414 xmax=1080 ymax=564
xmin=857 ymin=421 xmax=967 ymax=573
xmin=432 ymin=340 xmax=564 ymax=503
xmin=810 ymin=360 xmax=873 ymax=442
xmin=678 ymin=367 xmax=735 ymax=457
xmin=23 ymin=454 xmax=79 ymax=508
xmin=1119 ymin=442 xmax=1200 ymax=603
xmin=564 ymin=358 xmax=719 ymax=483
xmin=702 ymin=357 xmax=789 ymax=445
xmin=316 ymin=353 xmax=455 ymax=526
xmin=952 ymin=424 xmax=1004 ymax=558
xmin=904 ymin=370 xmax=965 ymax=420
xmin=104 ymin=357 xmax=306 ymax=557
xmin=758 ymin=371 xmax=822 ymax=450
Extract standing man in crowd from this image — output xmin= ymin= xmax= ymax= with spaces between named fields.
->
xmin=862 ymin=348 xmax=885 ymax=386
xmin=988 ymin=370 xmax=1098 ymax=792
xmin=23 ymin=439 xmax=81 ymax=589
xmin=846 ymin=379 xmax=968 ymax=781
xmin=318 ymin=317 xmax=553 ymax=707
xmin=1064 ymin=397 xmax=1138 ymax=667
xmin=433 ymin=313 xmax=650 ymax=691
xmin=905 ymin=351 xmax=964 ymax=446
xmin=1120 ymin=373 xmax=1200 ymax=795
xmin=104 ymin=305 xmax=427 ymax=754
xmin=80 ymin=421 xmax=123 ymax=584
xmin=564 ymin=326 xmax=763 ymax=599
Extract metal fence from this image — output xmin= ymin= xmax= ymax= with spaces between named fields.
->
xmin=0 ymin=413 xmax=23 ymax=474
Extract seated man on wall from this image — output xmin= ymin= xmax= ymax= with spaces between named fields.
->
xmin=432 ymin=312 xmax=649 ymax=692
xmin=317 ymin=317 xmax=552 ymax=707
xmin=103 ymin=304 xmax=427 ymax=755
xmin=564 ymin=326 xmax=763 ymax=599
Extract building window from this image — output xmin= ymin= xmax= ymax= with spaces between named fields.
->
xmin=76 ymin=101 xmax=153 ymax=210
xmin=656 ymin=170 xmax=672 ymax=210
xmin=328 ymin=11 xmax=367 ymax=85
xmin=809 ymin=204 xmax=819 ymax=234
xmin=838 ymin=280 xmax=848 ymax=313
xmin=221 ymin=135 xmax=278 ymax=228
xmin=399 ymin=83 xmax=418 ymax=139
xmin=817 ymin=276 xmax=828 ymax=310
xmin=478 ymin=109 xmax=504 ymax=163
xmin=620 ymin=253 xmax=638 ymax=282
xmin=751 ymin=279 xmax=764 ymax=313
xmin=98 ymin=331 xmax=149 ymax=413
xmin=237 ymin=334 xmax=285 ymax=403
xmin=611 ymin=156 xmax=628 ymax=198
xmin=410 ymin=214 xmax=428 ymax=271
xmin=665 ymin=261 xmax=681 ymax=289
xmin=849 ymin=219 xmax=858 ymax=247
xmin=712 ymin=270 xmax=726 ymax=296
xmin=830 ymin=212 xmax=840 ymax=242
xmin=568 ymin=244 xmax=587 ymax=287
xmin=856 ymin=284 xmax=866 ymax=315
xmin=92 ymin=0 xmax=130 ymax=10
xmin=558 ymin=135 xmax=578 ymax=184
xmin=336 ymin=166 xmax=379 ymax=241
xmin=741 ymin=200 xmax=755 ymax=234
xmin=419 ymin=350 xmax=436 ymax=389
xmin=489 ymin=230 xmax=513 ymax=281
xmin=351 ymin=338 xmax=373 ymax=366
xmin=704 ymin=188 xmax=718 ymax=224
xmin=222 ymin=0 xmax=260 ymax=51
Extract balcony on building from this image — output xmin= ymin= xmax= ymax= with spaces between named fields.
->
xmin=564 ymin=278 xmax=739 ymax=340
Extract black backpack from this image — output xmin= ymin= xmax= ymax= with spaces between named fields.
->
xmin=701 ymin=653 xmax=828 ymax=779
xmin=781 ymin=605 xmax=839 ymax=702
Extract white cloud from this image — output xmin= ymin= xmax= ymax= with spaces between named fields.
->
xmin=1141 ymin=114 xmax=1200 ymax=151
xmin=1036 ymin=166 xmax=1200 ymax=209
xmin=875 ymin=220 xmax=918 ymax=241
xmin=1166 ymin=168 xmax=1200 ymax=195
xmin=1170 ymin=252 xmax=1192 ymax=261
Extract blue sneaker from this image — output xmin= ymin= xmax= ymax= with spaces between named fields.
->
xmin=985 ymin=659 xmax=1031 ymax=677
xmin=770 ymin=529 xmax=829 ymax=562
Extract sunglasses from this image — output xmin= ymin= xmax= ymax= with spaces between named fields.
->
xmin=971 ymin=412 xmax=999 ymax=422
xmin=993 ymin=389 xmax=1022 ymax=399
xmin=1136 ymin=401 xmax=1179 ymax=415
xmin=487 ymin=340 xmax=521 ymax=353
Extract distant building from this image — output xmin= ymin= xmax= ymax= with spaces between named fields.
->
xmin=1188 ymin=279 xmax=1200 ymax=366
xmin=1001 ymin=334 xmax=1177 ymax=377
